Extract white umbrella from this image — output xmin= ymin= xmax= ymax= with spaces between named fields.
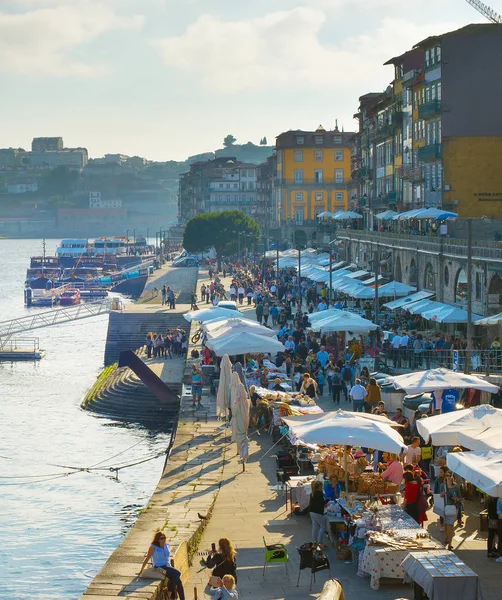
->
xmin=458 ymin=428 xmax=502 ymax=451
xmin=383 ymin=290 xmax=434 ymax=310
xmin=231 ymin=382 xmax=251 ymax=455
xmin=474 ymin=311 xmax=502 ymax=326
xmin=404 ymin=299 xmax=445 ymax=315
xmin=333 ymin=211 xmax=363 ymax=220
xmin=207 ymin=331 xmax=284 ymax=356
xmin=413 ymin=207 xmax=458 ymax=220
xmin=311 ymin=312 xmax=377 ymax=333
xmin=308 ymin=308 xmax=345 ymax=323
xmin=216 ymin=354 xmax=232 ymax=419
xmin=184 ymin=306 xmax=247 ymax=323
xmin=346 ymin=285 xmax=376 ymax=299
xmin=282 ymin=410 xmax=407 ymax=453
xmin=416 ymin=405 xmax=502 ymax=445
xmin=447 ymin=451 xmax=502 ymax=497
xmin=205 ymin=318 xmax=276 ymax=339
xmin=389 ymin=368 xmax=500 ymax=396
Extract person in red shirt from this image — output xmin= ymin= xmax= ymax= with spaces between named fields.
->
xmin=402 ymin=471 xmax=420 ymax=523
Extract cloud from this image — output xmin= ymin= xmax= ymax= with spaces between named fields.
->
xmin=0 ymin=2 xmax=143 ymax=76
xmin=157 ymin=7 xmax=460 ymax=94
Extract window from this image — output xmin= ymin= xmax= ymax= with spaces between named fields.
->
xmin=424 ymin=164 xmax=431 ymax=190
xmin=425 ymin=49 xmax=430 ymax=68
xmin=431 ymin=84 xmax=436 ymax=100
xmin=385 ymin=142 xmax=392 ymax=165
xmin=437 ymin=82 xmax=442 ymax=100
xmin=295 ymin=192 xmax=304 ymax=201
xmin=314 ymin=207 xmax=324 ymax=218
xmin=226 ymin=183 xmax=231 ymax=189
xmin=315 ymin=136 xmax=324 ymax=145
xmin=226 ymin=195 xmax=231 ymax=202
xmin=436 ymin=46 xmax=441 ymax=64
xmin=333 ymin=135 xmax=342 ymax=143
xmin=242 ymin=195 xmax=246 ymax=201
xmin=315 ymin=192 xmax=323 ymax=201
xmin=437 ymin=162 xmax=442 ymax=190
xmin=234 ymin=183 xmax=238 ymax=189
xmin=334 ymin=150 xmax=344 ymax=161
xmin=421 ymin=88 xmax=425 ymax=103
xmin=296 ymin=136 xmax=304 ymax=145
xmin=334 ymin=168 xmax=344 ymax=184
xmin=294 ymin=169 xmax=303 ymax=183
xmin=234 ymin=195 xmax=239 ymax=202
xmin=437 ymin=120 xmax=442 ymax=141
xmin=425 ymin=87 xmax=430 ymax=103
xmin=295 ymin=209 xmax=304 ymax=224
xmin=314 ymin=149 xmax=324 ymax=162
xmin=248 ymin=169 xmax=255 ymax=177
xmin=294 ymin=150 xmax=303 ymax=162
xmin=335 ymin=192 xmax=343 ymax=202
xmin=219 ymin=183 xmax=223 ymax=189
xmin=218 ymin=195 xmax=223 ymax=201
xmin=314 ymin=169 xmax=323 ymax=184
xmin=431 ymin=164 xmax=436 ymax=190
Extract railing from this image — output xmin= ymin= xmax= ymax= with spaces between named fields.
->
xmin=417 ymin=143 xmax=442 ymax=161
xmin=418 ymin=99 xmax=441 ymax=120
xmin=274 ymin=178 xmax=347 ymax=188
xmin=0 ymin=337 xmax=40 ymax=352
xmin=396 ymin=166 xmax=423 ymax=182
xmin=337 ymin=230 xmax=502 ymax=262
xmin=383 ymin=348 xmax=502 ymax=376
xmin=375 ymin=124 xmax=394 ymax=142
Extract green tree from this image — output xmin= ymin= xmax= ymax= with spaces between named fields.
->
xmin=42 ymin=166 xmax=79 ymax=195
xmin=223 ymin=134 xmax=236 ymax=148
xmin=183 ymin=210 xmax=260 ymax=269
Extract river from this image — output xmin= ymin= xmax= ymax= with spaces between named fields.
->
xmin=0 ymin=239 xmax=171 ymax=600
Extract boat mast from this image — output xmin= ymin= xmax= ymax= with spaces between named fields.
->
xmin=42 ymin=238 xmax=46 ymax=274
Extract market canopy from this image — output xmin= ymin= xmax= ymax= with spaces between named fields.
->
xmin=420 ymin=304 xmax=483 ymax=323
xmin=458 ymin=428 xmax=502 ymax=451
xmin=416 ymin=405 xmax=502 ymax=445
xmin=345 ymin=270 xmax=370 ymax=279
xmin=206 ymin=331 xmax=285 ymax=356
xmin=332 ymin=210 xmax=363 ymax=220
xmin=377 ymin=281 xmax=417 ymax=297
xmin=389 ymin=369 xmax=500 ymax=396
xmin=383 ymin=290 xmax=434 ymax=310
xmin=346 ymin=285 xmax=376 ymax=299
xmin=184 ymin=306 xmax=252 ymax=323
xmin=204 ymin=318 xmax=276 ymax=339
xmin=310 ymin=312 xmax=377 ymax=333
xmin=447 ymin=451 xmax=502 ymax=497
xmin=413 ymin=207 xmax=458 ymax=221
xmin=282 ymin=410 xmax=407 ymax=453
xmin=474 ymin=311 xmax=502 ymax=326
xmin=403 ymin=299 xmax=446 ymax=315
xmin=308 ymin=308 xmax=346 ymax=323
xmin=375 ymin=210 xmax=399 ymax=221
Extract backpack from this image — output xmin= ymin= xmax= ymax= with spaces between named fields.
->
xmin=342 ymin=367 xmax=352 ymax=382
xmin=191 ymin=349 xmax=200 ymax=358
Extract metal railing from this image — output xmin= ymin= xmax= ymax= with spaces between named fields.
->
xmin=337 ymin=230 xmax=502 ymax=262
xmin=0 ymin=337 xmax=41 ymax=352
xmin=382 ymin=348 xmax=502 ymax=375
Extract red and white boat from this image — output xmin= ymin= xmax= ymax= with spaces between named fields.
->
xmin=59 ymin=289 xmax=81 ymax=306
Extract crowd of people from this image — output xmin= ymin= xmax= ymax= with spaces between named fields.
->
xmin=145 ymin=329 xmax=188 ymax=359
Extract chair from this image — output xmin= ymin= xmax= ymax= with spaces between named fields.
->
xmin=263 ymin=537 xmax=289 ymax=576
xmin=296 ymin=544 xmax=331 ymax=591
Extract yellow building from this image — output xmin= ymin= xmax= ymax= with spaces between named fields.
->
xmin=275 ymin=126 xmax=355 ymax=226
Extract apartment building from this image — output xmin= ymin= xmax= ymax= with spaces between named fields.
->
xmin=275 ymin=126 xmax=354 ymax=243
xmin=353 ymin=23 xmax=502 ymax=221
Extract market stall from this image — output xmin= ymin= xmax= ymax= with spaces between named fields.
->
xmin=446 ymin=450 xmax=502 ymax=496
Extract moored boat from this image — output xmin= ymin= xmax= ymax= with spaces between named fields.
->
xmin=59 ymin=289 xmax=81 ymax=306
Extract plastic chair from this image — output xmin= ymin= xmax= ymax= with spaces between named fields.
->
xmin=263 ymin=537 xmax=289 ymax=576
xmin=296 ymin=544 xmax=331 ymax=591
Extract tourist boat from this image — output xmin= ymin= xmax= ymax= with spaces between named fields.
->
xmin=56 ymin=237 xmax=150 ymax=268
xmin=59 ymin=289 xmax=81 ymax=306
xmin=25 ymin=255 xmax=62 ymax=289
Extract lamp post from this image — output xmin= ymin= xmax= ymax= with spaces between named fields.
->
xmin=374 ymin=245 xmax=379 ymax=325
xmin=465 ymin=218 xmax=473 ymax=374
xmin=297 ymin=245 xmax=302 ymax=311
xmin=126 ymin=229 xmax=130 ymax=242
xmin=328 ymin=238 xmax=338 ymax=303
xmin=133 ymin=228 xmax=137 ymax=244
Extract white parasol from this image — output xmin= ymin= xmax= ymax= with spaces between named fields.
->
xmin=205 ymin=319 xmax=276 ymax=340
xmin=231 ymin=382 xmax=250 ymax=452
xmin=447 ymin=451 xmax=502 ymax=497
xmin=206 ymin=331 xmax=284 ymax=356
xmin=216 ymin=354 xmax=232 ymax=419
xmin=388 ymin=368 xmax=500 ymax=395
xmin=184 ymin=306 xmax=250 ymax=323
xmin=416 ymin=405 xmax=502 ymax=445
xmin=310 ymin=312 xmax=377 ymax=333
xmin=458 ymin=428 xmax=502 ymax=451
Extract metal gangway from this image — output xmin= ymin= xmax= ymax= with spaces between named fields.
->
xmin=0 ymin=298 xmax=113 ymax=348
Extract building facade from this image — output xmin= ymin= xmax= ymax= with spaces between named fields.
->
xmin=352 ymin=23 xmax=502 ymax=222
xmin=32 ymin=137 xmax=64 ymax=152
xmin=275 ymin=126 xmax=355 ymax=245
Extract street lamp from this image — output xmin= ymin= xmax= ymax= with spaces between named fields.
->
xmin=297 ymin=244 xmax=302 ymax=310
xmin=126 ymin=228 xmax=130 ymax=242
xmin=133 ymin=228 xmax=137 ymax=244
xmin=328 ymin=239 xmax=337 ymax=303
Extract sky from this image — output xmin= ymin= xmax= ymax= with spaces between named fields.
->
xmin=0 ymin=0 xmax=488 ymax=161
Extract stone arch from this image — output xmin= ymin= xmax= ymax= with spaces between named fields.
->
xmin=394 ymin=256 xmax=402 ymax=282
xmin=488 ymin=273 xmax=502 ymax=295
xmin=294 ymin=229 xmax=308 ymax=247
xmin=409 ymin=258 xmax=417 ymax=287
xmin=454 ymin=268 xmax=468 ymax=303
xmin=424 ymin=262 xmax=435 ymax=290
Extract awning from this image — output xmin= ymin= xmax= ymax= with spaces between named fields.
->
xmin=375 ymin=210 xmax=399 ymax=221
xmin=383 ymin=290 xmax=434 ymax=310
xmin=474 ymin=311 xmax=502 ymax=326
xmin=447 ymin=451 xmax=502 ymax=497
xmin=345 ymin=269 xmax=369 ymax=279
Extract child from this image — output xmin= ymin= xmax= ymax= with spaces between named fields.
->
xmin=209 ymin=574 xmax=238 ymax=599
xmin=316 ymin=368 xmax=325 ymax=397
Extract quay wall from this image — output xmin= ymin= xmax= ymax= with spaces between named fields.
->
xmin=80 ymin=267 xmax=229 ymax=600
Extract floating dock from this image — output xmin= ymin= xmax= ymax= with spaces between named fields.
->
xmin=0 ymin=348 xmax=46 ymax=361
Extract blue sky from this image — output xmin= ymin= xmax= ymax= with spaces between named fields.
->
xmin=0 ymin=0 xmax=486 ymax=160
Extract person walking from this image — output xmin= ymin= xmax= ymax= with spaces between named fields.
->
xmin=191 ymin=364 xmax=203 ymax=408
xmin=309 ymin=480 xmax=327 ymax=545
xmin=161 ymin=285 xmax=167 ymax=306
xmin=349 ymin=378 xmax=368 ymax=413
xmin=255 ymin=301 xmax=264 ymax=324
xmin=331 ymin=366 xmax=343 ymax=404
xmin=441 ymin=471 xmax=462 ymax=550
xmin=365 ymin=378 xmax=382 ymax=412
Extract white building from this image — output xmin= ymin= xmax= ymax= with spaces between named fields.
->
xmin=6 ymin=182 xmax=38 ymax=194
xmin=30 ymin=148 xmax=88 ymax=169
xmin=208 ymin=162 xmax=258 ymax=216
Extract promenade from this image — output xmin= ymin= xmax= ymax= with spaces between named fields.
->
xmin=81 ymin=265 xmax=500 ymax=600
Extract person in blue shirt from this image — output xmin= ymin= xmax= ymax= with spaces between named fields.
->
xmin=441 ymin=388 xmax=459 ymax=413
xmin=317 ymin=346 xmax=329 ymax=368
xmin=323 ymin=475 xmax=342 ymax=501
xmin=316 ymin=369 xmax=325 ymax=396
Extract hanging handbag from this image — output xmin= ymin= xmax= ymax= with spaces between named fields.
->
xmin=444 ymin=504 xmax=457 ymax=517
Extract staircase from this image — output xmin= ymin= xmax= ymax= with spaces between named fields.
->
xmin=104 ymin=310 xmax=189 ymax=365
xmin=85 ymin=351 xmax=182 ymax=430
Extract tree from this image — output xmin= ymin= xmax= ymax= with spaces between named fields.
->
xmin=183 ymin=210 xmax=260 ymax=269
xmin=260 ymin=137 xmax=268 ymax=145
xmin=42 ymin=166 xmax=79 ymax=195
xmin=223 ymin=134 xmax=236 ymax=148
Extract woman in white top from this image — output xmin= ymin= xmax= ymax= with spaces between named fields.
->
xmin=138 ymin=531 xmax=185 ymax=600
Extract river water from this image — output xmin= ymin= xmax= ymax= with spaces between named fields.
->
xmin=0 ymin=239 xmax=171 ymax=600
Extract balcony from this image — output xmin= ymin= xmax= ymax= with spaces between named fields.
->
xmin=377 ymin=191 xmax=397 ymax=206
xmin=418 ymin=99 xmax=441 ymax=120
xmin=274 ymin=178 xmax=347 ymax=189
xmin=374 ymin=123 xmax=394 ymax=142
xmin=396 ymin=166 xmax=423 ymax=183
xmin=391 ymin=111 xmax=404 ymax=126
xmin=417 ymin=143 xmax=442 ymax=161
